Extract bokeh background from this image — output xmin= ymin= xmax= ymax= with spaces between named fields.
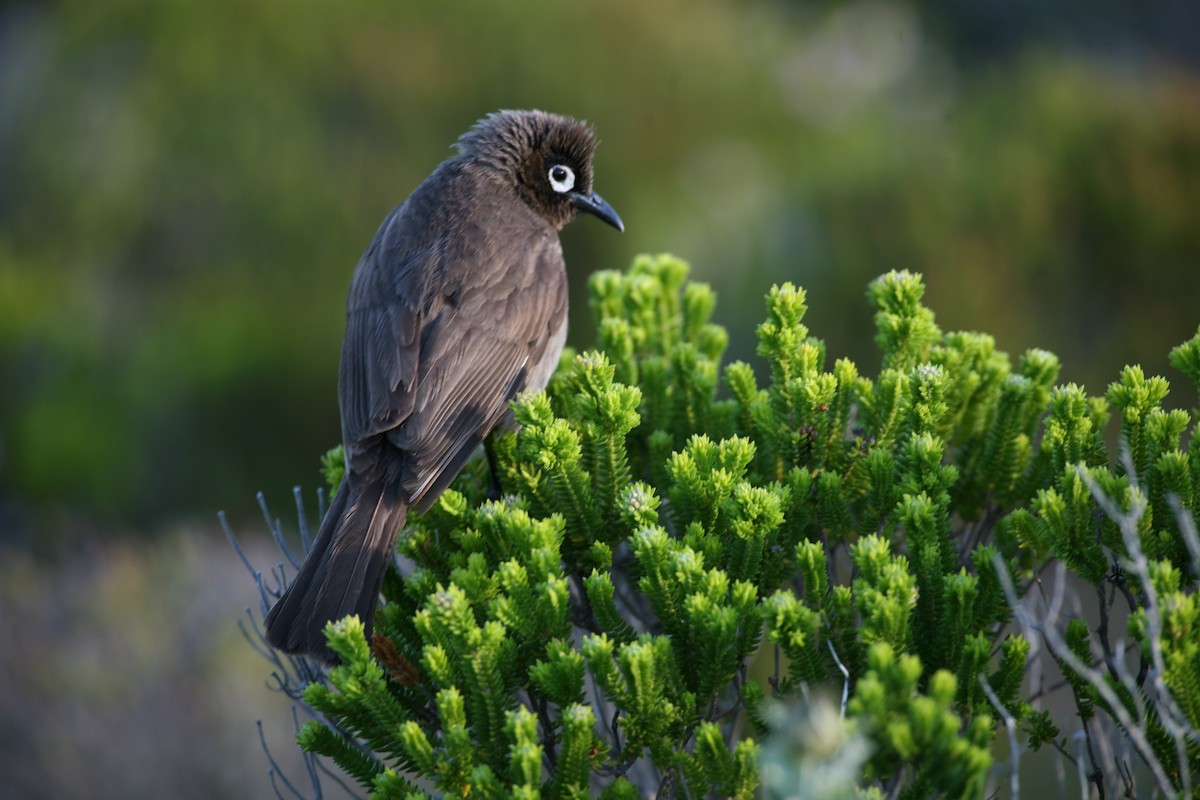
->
xmin=1 ymin=0 xmax=1198 ymax=797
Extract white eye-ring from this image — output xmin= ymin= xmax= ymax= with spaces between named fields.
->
xmin=548 ymin=164 xmax=575 ymax=194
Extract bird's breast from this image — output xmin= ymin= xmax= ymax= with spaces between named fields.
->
xmin=528 ymin=312 xmax=568 ymax=393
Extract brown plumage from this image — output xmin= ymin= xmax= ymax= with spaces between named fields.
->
xmin=264 ymin=110 xmax=623 ymax=662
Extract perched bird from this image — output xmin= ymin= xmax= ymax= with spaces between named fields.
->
xmin=265 ymin=110 xmax=623 ymax=662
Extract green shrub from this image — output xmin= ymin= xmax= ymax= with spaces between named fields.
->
xmin=240 ymin=254 xmax=1200 ymax=798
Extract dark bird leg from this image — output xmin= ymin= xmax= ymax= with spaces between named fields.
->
xmin=484 ymin=437 xmax=503 ymax=501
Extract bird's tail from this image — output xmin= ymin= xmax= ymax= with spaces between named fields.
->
xmin=265 ymin=478 xmax=407 ymax=663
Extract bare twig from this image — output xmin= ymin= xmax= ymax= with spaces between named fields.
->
xmin=979 ymin=674 xmax=1020 ymax=800
xmin=293 ymin=486 xmax=314 ymax=555
xmin=259 ymin=491 xmax=302 ymax=570
xmin=827 ymin=639 xmax=850 ymax=718
xmin=1085 ymin=465 xmax=1197 ymax=796
xmin=1074 ymin=730 xmax=1089 ymax=800
xmin=1168 ymin=493 xmax=1200 ymax=573
xmin=994 ymin=555 xmax=1177 ymax=796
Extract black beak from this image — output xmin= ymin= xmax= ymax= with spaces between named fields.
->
xmin=569 ymin=190 xmax=624 ymax=232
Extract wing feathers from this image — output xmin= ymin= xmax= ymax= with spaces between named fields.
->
xmin=339 ymin=197 xmax=567 ymax=508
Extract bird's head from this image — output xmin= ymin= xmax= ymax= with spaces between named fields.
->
xmin=456 ymin=109 xmax=624 ymax=232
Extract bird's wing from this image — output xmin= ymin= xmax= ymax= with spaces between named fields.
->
xmin=393 ymin=250 xmax=567 ymax=507
xmin=338 ymin=216 xmax=567 ymax=508
xmin=336 ymin=232 xmax=423 ymax=477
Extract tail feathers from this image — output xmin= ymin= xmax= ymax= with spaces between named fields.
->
xmin=265 ymin=479 xmax=408 ymax=663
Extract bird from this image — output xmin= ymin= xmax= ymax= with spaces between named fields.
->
xmin=264 ymin=110 xmax=624 ymax=663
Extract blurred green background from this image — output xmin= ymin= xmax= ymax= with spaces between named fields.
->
xmin=1 ymin=0 xmax=1198 ymax=797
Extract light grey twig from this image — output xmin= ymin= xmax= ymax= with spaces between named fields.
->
xmin=979 ymin=674 xmax=1020 ymax=800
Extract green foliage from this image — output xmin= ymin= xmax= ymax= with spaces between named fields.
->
xmin=868 ymin=271 xmax=942 ymax=372
xmin=849 ymin=643 xmax=992 ymax=797
xmin=321 ymin=445 xmax=346 ymax=495
xmin=271 ymin=255 xmax=1200 ymax=798
xmin=1170 ymin=326 xmax=1200 ymax=392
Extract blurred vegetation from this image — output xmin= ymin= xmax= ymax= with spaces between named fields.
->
xmin=1 ymin=0 xmax=1198 ymax=543
xmin=0 ymin=531 xmax=322 ymax=799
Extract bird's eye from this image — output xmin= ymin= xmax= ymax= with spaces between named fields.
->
xmin=548 ymin=164 xmax=575 ymax=194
